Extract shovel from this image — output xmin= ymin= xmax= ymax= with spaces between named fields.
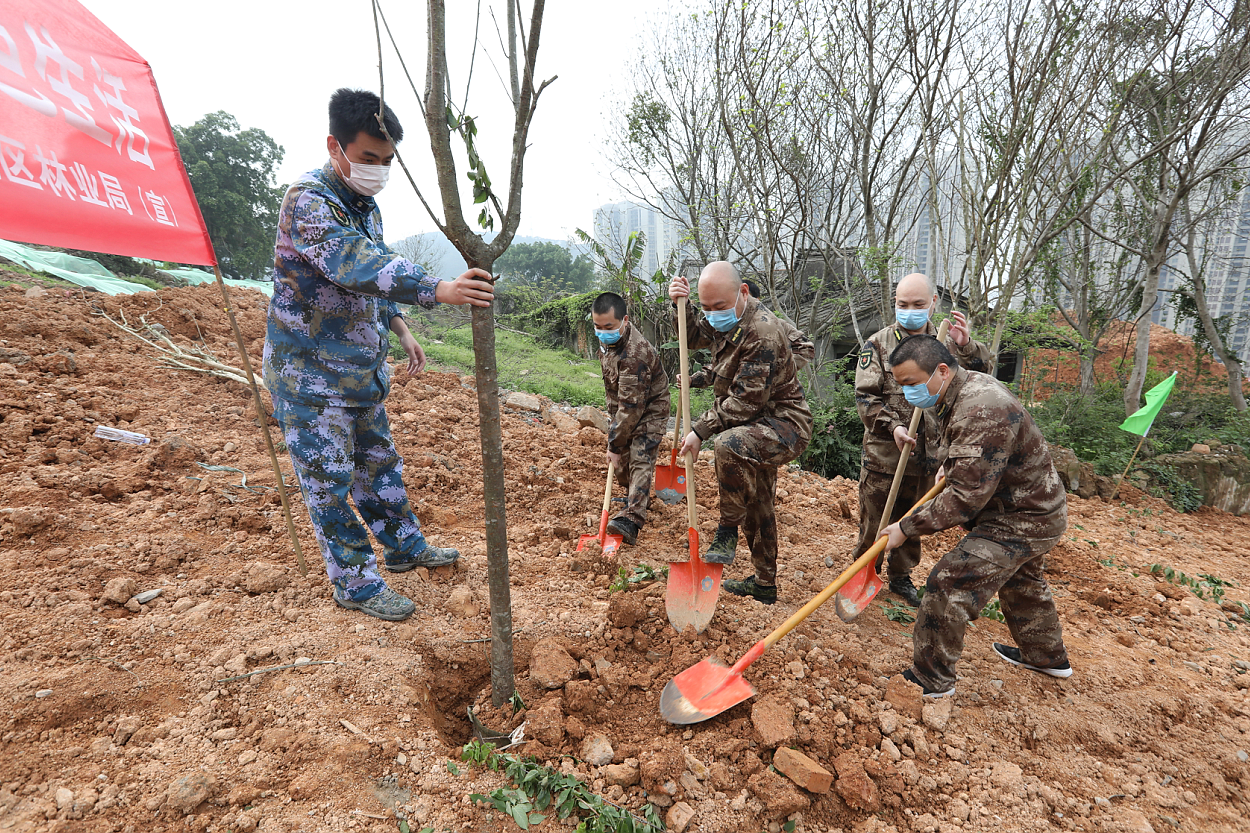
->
xmin=654 ymin=408 xmax=687 ymax=504
xmin=834 ymin=319 xmax=949 ymax=623
xmin=661 ymin=477 xmax=946 ymax=724
xmin=665 ymin=294 xmax=723 ymax=633
xmin=577 ymin=462 xmax=623 ymax=557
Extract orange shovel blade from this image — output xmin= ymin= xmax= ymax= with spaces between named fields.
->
xmin=833 ymin=557 xmax=885 ymax=622
xmin=665 ymin=527 xmax=723 ymax=633
xmin=659 ymin=656 xmax=756 ymax=724
xmin=654 ymin=450 xmax=687 ymax=494
xmin=577 ymin=510 xmax=610 ymax=552
xmin=602 ymin=534 xmax=624 ymax=557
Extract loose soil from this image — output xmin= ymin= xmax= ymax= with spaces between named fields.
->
xmin=0 ymin=283 xmax=1248 ymax=833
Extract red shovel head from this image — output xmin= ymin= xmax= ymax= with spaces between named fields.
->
xmin=659 ymin=655 xmax=757 ymax=724
xmin=833 ymin=555 xmax=885 ymax=622
xmin=666 ymin=528 xmax=723 ymax=633
xmin=577 ymin=511 xmax=623 ymax=558
xmin=654 ymin=450 xmax=687 ymax=495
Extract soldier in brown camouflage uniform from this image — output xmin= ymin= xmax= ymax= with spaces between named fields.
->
xmin=669 ymin=263 xmax=813 ymax=605
xmin=593 ymin=293 xmax=671 ymax=545
xmin=687 ymin=279 xmax=814 ymax=388
xmin=855 ymin=272 xmax=993 ymax=606
xmin=883 ymin=335 xmax=1071 ymax=698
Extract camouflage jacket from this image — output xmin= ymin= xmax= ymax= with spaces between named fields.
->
xmin=675 ymin=297 xmax=813 ymax=443
xmin=262 ymin=163 xmax=443 ymax=408
xmin=899 ymin=367 xmax=1068 ymax=550
xmin=690 ymin=311 xmax=813 ymax=387
xmin=600 ymin=322 xmax=671 ymax=453
xmin=855 ymin=320 xmax=994 ymax=476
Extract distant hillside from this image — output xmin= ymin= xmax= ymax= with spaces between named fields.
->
xmin=391 ymin=232 xmax=590 ymax=277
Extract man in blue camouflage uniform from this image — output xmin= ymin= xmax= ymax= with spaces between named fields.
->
xmin=263 ymin=88 xmax=495 ymax=621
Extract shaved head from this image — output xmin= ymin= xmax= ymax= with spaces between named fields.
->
xmin=896 ymin=272 xmax=935 ymax=301
xmin=697 ymin=261 xmax=747 ymax=312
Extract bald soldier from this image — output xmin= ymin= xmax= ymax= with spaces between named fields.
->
xmin=669 ymin=262 xmax=813 ymax=605
xmin=882 ymin=335 xmax=1071 ymax=698
xmin=854 ymin=273 xmax=993 ymax=606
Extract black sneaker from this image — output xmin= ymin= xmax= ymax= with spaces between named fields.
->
xmin=703 ymin=525 xmax=738 ymax=565
xmin=889 ymin=576 xmax=921 ymax=607
xmin=902 ymin=668 xmax=956 ymax=699
xmin=606 ymin=516 xmax=639 ymax=545
xmin=992 ymin=643 xmax=1073 ymax=678
xmin=723 ymin=575 xmax=777 ymax=605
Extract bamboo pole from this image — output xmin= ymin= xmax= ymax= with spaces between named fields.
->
xmin=210 ymin=266 xmax=307 ymax=576
xmin=1112 ymin=433 xmax=1148 ymax=501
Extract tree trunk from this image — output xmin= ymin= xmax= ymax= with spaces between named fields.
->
xmin=1189 ymin=243 xmax=1247 ymax=411
xmin=1078 ymin=351 xmax=1096 ymax=397
xmin=1124 ymin=209 xmax=1169 ymax=414
xmin=467 ymin=262 xmax=515 ymax=704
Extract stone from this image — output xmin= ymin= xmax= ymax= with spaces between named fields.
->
xmin=10 ymin=507 xmax=48 ymax=536
xmin=880 ymin=737 xmax=901 ymax=762
xmin=113 ymin=715 xmax=141 ymax=745
xmin=603 ymin=763 xmax=640 ymax=787
xmin=666 ymin=801 xmax=696 ymax=833
xmin=884 ymin=674 xmax=924 ymax=721
xmin=55 ymin=787 xmax=74 ymax=811
xmin=504 ymin=391 xmax=543 ymax=412
xmin=527 ymin=699 xmax=565 ymax=746
xmin=747 ymin=768 xmax=810 ymax=816
xmin=576 ymin=405 xmax=609 ymax=433
xmin=990 ymin=761 xmax=1024 ymax=791
xmin=25 ymin=285 xmax=48 ymax=299
xmin=101 ymin=577 xmax=138 ymax=606
xmin=751 ymin=694 xmax=796 ymax=748
xmin=607 ymin=592 xmax=644 ymax=628
xmin=446 ymin=586 xmax=480 ymax=618
xmin=772 ymin=746 xmax=832 ymax=793
xmin=832 ymin=752 xmax=879 ymax=812
xmin=922 ymin=697 xmax=953 ymax=732
xmin=133 ymin=589 xmax=163 ymax=604
xmin=245 ymin=563 xmax=288 ymax=594
xmin=878 ymin=711 xmax=899 ymax=736
xmin=581 ymin=733 xmax=614 ymax=767
xmin=1122 ymin=810 xmax=1156 ymax=833
xmin=683 ymin=753 xmax=710 ymax=780
xmin=166 ymin=772 xmax=216 ymax=815
xmin=545 ymin=409 xmax=581 ymax=435
xmin=530 ymin=639 xmax=578 ymax=689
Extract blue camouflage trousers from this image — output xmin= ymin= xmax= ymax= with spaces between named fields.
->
xmin=273 ymin=397 xmax=427 ymax=602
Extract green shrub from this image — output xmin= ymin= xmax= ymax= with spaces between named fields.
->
xmin=798 ymin=369 xmax=862 ymax=481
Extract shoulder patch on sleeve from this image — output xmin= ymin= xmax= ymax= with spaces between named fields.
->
xmin=858 ymin=345 xmax=873 ymax=370
xmin=328 ymin=203 xmax=351 ymax=228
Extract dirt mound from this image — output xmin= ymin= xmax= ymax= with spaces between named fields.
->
xmin=1021 ymin=318 xmax=1246 ymax=398
xmin=1 ymin=284 xmax=1248 ymax=832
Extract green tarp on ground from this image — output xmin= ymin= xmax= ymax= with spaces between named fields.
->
xmin=0 ymin=239 xmax=273 ymax=297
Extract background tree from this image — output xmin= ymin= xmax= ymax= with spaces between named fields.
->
xmin=495 ymin=241 xmax=594 ymax=292
xmin=175 ymin=112 xmax=284 ymax=280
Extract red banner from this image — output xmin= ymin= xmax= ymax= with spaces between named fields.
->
xmin=0 ymin=0 xmax=215 ymax=265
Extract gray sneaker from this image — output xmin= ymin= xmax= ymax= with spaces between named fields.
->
xmin=385 ymin=545 xmax=460 ymax=572
xmin=334 ymin=586 xmax=416 ymax=621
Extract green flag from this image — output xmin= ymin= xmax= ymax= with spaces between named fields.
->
xmin=1119 ymin=371 xmax=1178 ymax=437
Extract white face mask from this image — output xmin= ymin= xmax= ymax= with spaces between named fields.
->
xmin=333 ymin=141 xmax=390 ymax=196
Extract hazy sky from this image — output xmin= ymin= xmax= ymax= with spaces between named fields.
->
xmin=80 ymin=0 xmax=669 ymax=246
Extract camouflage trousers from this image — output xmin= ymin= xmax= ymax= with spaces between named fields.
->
xmin=613 ymin=429 xmax=664 ymax=527
xmin=855 ymin=467 xmax=934 ymax=579
xmin=273 ymin=397 xmax=427 ymax=602
xmin=715 ymin=417 xmax=809 ymax=587
xmin=912 ymin=534 xmax=1068 ymax=693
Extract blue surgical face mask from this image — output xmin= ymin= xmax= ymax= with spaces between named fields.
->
xmin=595 ymin=328 xmax=622 ymax=345
xmin=705 ymin=292 xmax=745 ymax=332
xmin=896 ymin=307 xmax=930 ymax=331
xmin=902 ymin=368 xmax=948 ymax=409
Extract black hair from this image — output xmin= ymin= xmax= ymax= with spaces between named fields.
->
xmin=745 ymin=279 xmax=761 ymax=299
xmin=592 ymin=292 xmax=627 ymax=321
xmin=889 ymin=334 xmax=957 ymax=374
xmin=329 ymin=88 xmax=403 ymax=147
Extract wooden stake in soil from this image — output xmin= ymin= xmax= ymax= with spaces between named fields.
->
xmin=210 ymin=266 xmax=307 ymax=576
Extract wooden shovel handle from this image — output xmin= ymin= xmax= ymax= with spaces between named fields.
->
xmin=758 ymin=477 xmax=948 ymax=654
xmin=677 ymin=295 xmax=697 ymax=529
xmin=601 ymin=461 xmax=615 ymax=514
xmin=876 ymin=319 xmax=950 ymax=536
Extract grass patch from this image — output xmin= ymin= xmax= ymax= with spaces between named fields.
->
xmin=398 ymin=324 xmax=606 ymax=407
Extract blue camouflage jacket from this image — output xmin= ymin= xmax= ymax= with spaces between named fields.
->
xmin=262 ymin=162 xmax=442 ymax=408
